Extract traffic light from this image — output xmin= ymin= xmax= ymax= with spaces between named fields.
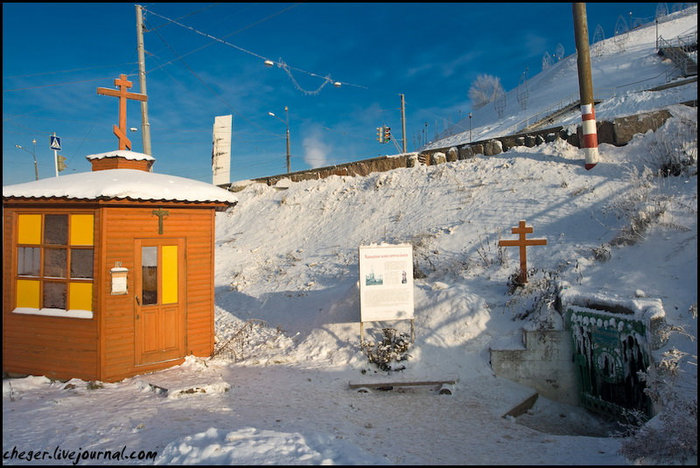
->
xmin=376 ymin=126 xmax=384 ymax=143
xmin=384 ymin=126 xmax=391 ymax=142
xmin=57 ymin=155 xmax=67 ymax=172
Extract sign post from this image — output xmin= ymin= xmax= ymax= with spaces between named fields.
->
xmin=358 ymin=243 xmax=414 ymax=344
xmin=49 ymin=134 xmax=61 ymax=177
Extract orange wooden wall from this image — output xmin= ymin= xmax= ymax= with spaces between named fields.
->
xmin=3 ymin=202 xmax=219 ymax=382
xmin=99 ymin=205 xmax=216 ymax=381
xmin=3 ymin=206 xmax=101 ymax=381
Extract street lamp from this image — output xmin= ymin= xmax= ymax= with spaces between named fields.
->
xmin=15 ymin=139 xmax=39 ymax=181
xmin=268 ymin=106 xmax=291 ymax=174
xmin=468 ymin=113 xmax=472 ymax=143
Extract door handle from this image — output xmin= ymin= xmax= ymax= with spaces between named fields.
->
xmin=135 ymin=295 xmax=141 ymax=306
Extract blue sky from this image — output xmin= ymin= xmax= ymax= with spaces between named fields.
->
xmin=3 ymin=2 xmax=664 ymax=185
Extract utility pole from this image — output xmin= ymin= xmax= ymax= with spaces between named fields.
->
xmin=268 ymin=107 xmax=290 ymax=173
xmin=655 ymin=18 xmax=659 ymax=49
xmin=285 ymin=106 xmax=291 ymax=174
xmin=469 ymin=113 xmax=472 ymax=142
xmin=135 ymin=4 xmax=152 ymax=155
xmin=400 ymin=94 xmax=407 ymax=153
xmin=572 ymin=3 xmax=598 ymax=170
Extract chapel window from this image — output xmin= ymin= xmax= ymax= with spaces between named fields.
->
xmin=15 ymin=213 xmax=95 ymax=315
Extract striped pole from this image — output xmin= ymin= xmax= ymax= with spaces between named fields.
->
xmin=573 ymin=3 xmax=598 ymax=170
xmin=581 ymin=103 xmax=598 ymax=169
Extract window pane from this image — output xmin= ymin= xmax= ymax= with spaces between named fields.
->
xmin=18 ymin=214 xmax=42 ymax=245
xmin=142 ymin=246 xmax=158 ymax=305
xmin=43 ymin=282 xmax=67 ymax=309
xmin=70 ymin=249 xmax=94 ymax=279
xmin=69 ymin=282 xmax=93 ymax=311
xmin=18 ymin=247 xmax=41 ymax=276
xmin=44 ymin=248 xmax=67 ymax=278
xmin=16 ymin=279 xmax=40 ymax=308
xmin=70 ymin=214 xmax=94 ymax=246
xmin=162 ymin=245 xmax=178 ymax=304
xmin=44 ymin=214 xmax=68 ymax=245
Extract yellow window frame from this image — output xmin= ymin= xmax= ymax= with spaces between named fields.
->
xmin=15 ymin=213 xmax=95 ymax=315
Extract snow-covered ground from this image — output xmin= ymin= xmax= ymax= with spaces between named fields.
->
xmin=3 ymin=6 xmax=697 ymax=465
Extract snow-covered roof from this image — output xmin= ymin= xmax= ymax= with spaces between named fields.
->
xmin=85 ymin=149 xmax=155 ymax=161
xmin=3 ymin=169 xmax=238 ymax=206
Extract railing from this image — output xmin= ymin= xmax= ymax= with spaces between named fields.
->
xmin=513 ymin=95 xmax=580 ymax=134
xmin=426 ymin=8 xmax=697 ymax=149
xmin=658 ymin=32 xmax=698 ymax=79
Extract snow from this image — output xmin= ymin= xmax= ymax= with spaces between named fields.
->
xmin=2 ymin=7 xmax=697 ymax=466
xmin=11 ymin=307 xmax=93 ymax=320
xmin=2 ymin=168 xmax=238 ymax=205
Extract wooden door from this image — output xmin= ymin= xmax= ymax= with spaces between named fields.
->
xmin=134 ymin=238 xmax=185 ymax=365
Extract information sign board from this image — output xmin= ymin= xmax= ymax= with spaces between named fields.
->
xmin=358 ymin=243 xmax=414 ymax=322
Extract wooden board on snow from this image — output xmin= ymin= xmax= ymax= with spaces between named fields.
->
xmin=349 ymin=379 xmax=457 ymax=394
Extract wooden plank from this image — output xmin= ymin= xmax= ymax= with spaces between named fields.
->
xmin=349 ymin=379 xmax=456 ymax=389
xmin=503 ymin=392 xmax=539 ymax=418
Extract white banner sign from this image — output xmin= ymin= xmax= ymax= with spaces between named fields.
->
xmin=212 ymin=115 xmax=232 ymax=186
xmin=359 ymin=243 xmax=414 ymax=322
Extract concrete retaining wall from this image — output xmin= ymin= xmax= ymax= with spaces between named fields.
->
xmin=491 ymin=292 xmax=668 ymax=414
xmin=490 ymin=329 xmax=580 ymax=406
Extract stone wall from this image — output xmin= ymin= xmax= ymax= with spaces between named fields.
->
xmin=420 ymin=108 xmax=676 ymax=164
xmin=251 ymin=154 xmax=412 ymax=187
xmin=244 ymin=107 xmax=684 ymax=188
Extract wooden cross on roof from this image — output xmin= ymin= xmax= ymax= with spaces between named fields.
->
xmin=97 ymin=74 xmax=147 ymax=150
xmin=498 ymin=220 xmax=547 ymax=284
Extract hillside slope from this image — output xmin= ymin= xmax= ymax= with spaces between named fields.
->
xmin=424 ymin=6 xmax=697 ymax=150
xmin=209 ymin=8 xmax=697 ymax=463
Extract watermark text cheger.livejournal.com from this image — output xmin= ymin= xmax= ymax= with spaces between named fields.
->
xmin=3 ymin=445 xmax=158 ymax=465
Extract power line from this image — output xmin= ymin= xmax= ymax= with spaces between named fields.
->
xmin=3 ymin=73 xmax=139 ymax=93
xmin=3 ymin=62 xmax=139 ymax=79
xmin=146 ymin=27 xmax=300 ymax=175
xmin=146 ymin=3 xmax=299 ymax=45
xmin=141 ymin=5 xmax=366 ymax=92
xmin=147 ymin=26 xmax=282 ymax=140
xmin=144 ymin=3 xmax=218 ymax=34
